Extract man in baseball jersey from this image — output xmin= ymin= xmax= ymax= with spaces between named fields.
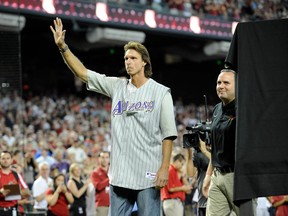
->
xmin=50 ymin=17 xmax=178 ymax=216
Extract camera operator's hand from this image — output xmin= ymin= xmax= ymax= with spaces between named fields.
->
xmin=187 ymin=148 xmax=193 ymax=160
xmin=199 ymin=139 xmax=206 ymax=151
xmin=202 ymin=174 xmax=211 ymax=198
xmin=199 ymin=138 xmax=211 ymax=159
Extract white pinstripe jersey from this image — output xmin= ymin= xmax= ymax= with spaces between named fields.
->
xmin=87 ymin=70 xmax=177 ymax=189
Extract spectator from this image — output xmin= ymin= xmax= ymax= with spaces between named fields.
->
xmin=90 ymin=151 xmax=110 ymax=216
xmin=0 ymin=151 xmax=30 ymax=215
xmin=23 ymin=149 xmax=38 ymax=190
xmin=32 ymin=161 xmax=53 ymax=213
xmin=66 ymin=134 xmax=88 ymax=166
xmin=12 ymin=149 xmax=24 ymax=174
xmin=268 ymin=195 xmax=288 ymax=216
xmin=186 ymin=139 xmax=211 ymax=216
xmin=256 ymin=197 xmax=272 ymax=216
xmin=50 ymin=148 xmax=70 ymax=179
xmin=2 ymin=127 xmax=16 ymax=148
xmin=166 ymin=0 xmax=185 ymax=15
xmin=11 ymin=152 xmax=33 ymax=215
xmin=67 ymin=163 xmax=91 ymax=216
xmin=161 ymin=153 xmax=192 ymax=216
xmin=46 ymin=173 xmax=74 ymax=216
xmin=36 ymin=148 xmax=56 ymax=167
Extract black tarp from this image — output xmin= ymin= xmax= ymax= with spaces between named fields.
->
xmin=225 ymin=18 xmax=288 ymax=203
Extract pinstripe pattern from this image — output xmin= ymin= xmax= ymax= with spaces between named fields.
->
xmin=87 ymin=70 xmax=176 ymax=189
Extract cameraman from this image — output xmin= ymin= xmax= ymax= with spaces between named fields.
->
xmin=187 ymin=139 xmax=211 ymax=216
xmin=202 ymin=69 xmax=240 ymax=216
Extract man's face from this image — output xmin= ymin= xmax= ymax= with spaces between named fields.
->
xmin=0 ymin=153 xmax=12 ymax=169
xmin=124 ymin=49 xmax=146 ymax=77
xmin=99 ymin=152 xmax=110 ymax=168
xmin=40 ymin=164 xmax=50 ymax=178
xmin=216 ymin=71 xmax=235 ymax=105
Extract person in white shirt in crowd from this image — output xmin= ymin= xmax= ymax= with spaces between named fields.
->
xmin=32 ymin=162 xmax=53 ymax=213
xmin=35 ymin=148 xmax=56 ymax=167
xmin=67 ymin=133 xmax=88 ymax=166
xmin=2 ymin=127 xmax=16 ymax=148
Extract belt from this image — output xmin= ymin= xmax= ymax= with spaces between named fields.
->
xmin=215 ymin=166 xmax=234 ymax=175
xmin=164 ymin=198 xmax=182 ymax=202
xmin=34 ymin=208 xmax=47 ymax=211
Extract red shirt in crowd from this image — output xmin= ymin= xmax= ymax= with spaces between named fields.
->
xmin=91 ymin=167 xmax=110 ymax=207
xmin=46 ymin=189 xmax=70 ymax=216
xmin=270 ymin=196 xmax=288 ymax=216
xmin=0 ymin=169 xmax=27 ymax=208
xmin=161 ymin=164 xmax=185 ymax=202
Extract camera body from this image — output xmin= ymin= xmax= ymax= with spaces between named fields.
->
xmin=183 ymin=122 xmax=212 ymax=148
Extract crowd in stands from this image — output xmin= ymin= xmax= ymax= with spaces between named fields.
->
xmin=1 ymin=87 xmax=288 ymax=216
xmin=0 ymin=91 xmax=213 ymax=214
xmin=106 ymin=0 xmax=288 ymax=21
xmin=0 ymin=91 xmax=212 ymax=176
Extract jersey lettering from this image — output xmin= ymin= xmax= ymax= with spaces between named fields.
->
xmin=112 ymin=100 xmax=155 ymax=116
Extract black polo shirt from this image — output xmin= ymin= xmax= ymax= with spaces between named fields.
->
xmin=210 ymin=100 xmax=236 ymax=169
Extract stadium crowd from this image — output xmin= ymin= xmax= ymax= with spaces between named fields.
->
xmin=0 ymin=91 xmax=211 ymax=157
xmin=0 ymin=91 xmax=214 ymax=214
xmin=0 ymin=91 xmax=211 ymax=173
xmin=108 ymin=0 xmax=288 ymax=21
xmin=2 ymin=90 xmax=285 ymax=215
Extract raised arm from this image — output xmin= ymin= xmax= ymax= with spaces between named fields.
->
xmin=186 ymin=148 xmax=197 ymax=177
xmin=50 ymin=17 xmax=88 ymax=82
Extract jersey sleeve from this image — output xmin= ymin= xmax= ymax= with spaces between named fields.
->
xmin=86 ymin=70 xmax=121 ymax=98
xmin=160 ymin=92 xmax=178 ymax=141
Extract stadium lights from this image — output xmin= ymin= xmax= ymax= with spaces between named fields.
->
xmin=42 ymin=0 xmax=56 ymax=14
xmin=95 ymin=2 xmax=109 ymax=22
xmin=86 ymin=27 xmax=146 ymax=44
xmin=144 ymin=9 xmax=157 ymax=28
xmin=190 ymin=16 xmax=201 ymax=34
xmin=0 ymin=12 xmax=26 ymax=32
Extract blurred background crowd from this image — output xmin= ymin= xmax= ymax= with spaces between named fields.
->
xmin=106 ymin=0 xmax=288 ymax=21
xmin=0 ymin=91 xmax=213 ymax=179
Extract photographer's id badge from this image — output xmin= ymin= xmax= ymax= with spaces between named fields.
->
xmin=78 ymin=207 xmax=83 ymax=214
xmin=145 ymin=172 xmax=156 ymax=180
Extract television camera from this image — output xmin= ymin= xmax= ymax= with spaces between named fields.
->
xmin=183 ymin=95 xmax=211 ymax=149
